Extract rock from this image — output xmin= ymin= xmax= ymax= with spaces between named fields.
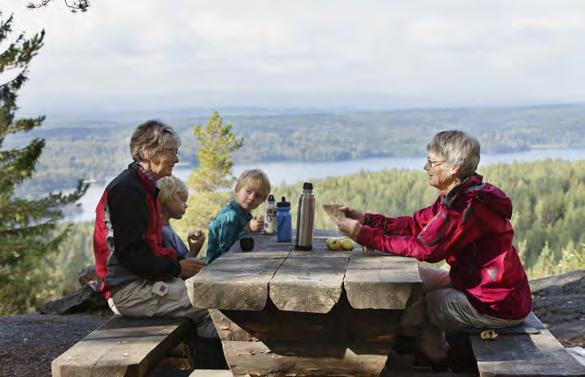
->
xmin=43 ymin=285 xmax=107 ymax=314
xmin=77 ymin=265 xmax=99 ymax=287
xmin=530 ymin=270 xmax=585 ymax=294
xmin=531 ymin=270 xmax=585 ymax=324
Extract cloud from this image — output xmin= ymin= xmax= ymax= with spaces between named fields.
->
xmin=3 ymin=0 xmax=585 ymax=113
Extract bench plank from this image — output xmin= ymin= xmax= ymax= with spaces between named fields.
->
xmin=471 ymin=327 xmax=585 ymax=377
xmin=187 ymin=256 xmax=285 ymax=311
xmin=269 ymin=254 xmax=349 ymax=313
xmin=51 ymin=316 xmax=191 ymax=377
xmin=344 ymin=252 xmax=421 ymax=309
xmin=222 ymin=340 xmax=387 ymax=377
xmin=189 ymin=370 xmax=233 ymax=377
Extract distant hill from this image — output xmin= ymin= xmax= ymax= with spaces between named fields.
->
xmin=9 ymin=103 xmax=585 ymax=195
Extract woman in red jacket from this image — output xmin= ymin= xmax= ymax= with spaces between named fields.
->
xmin=337 ymin=130 xmax=531 ymax=362
xmin=93 ymin=120 xmax=217 ymax=339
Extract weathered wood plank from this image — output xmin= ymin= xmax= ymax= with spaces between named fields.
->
xmin=51 ymin=317 xmax=191 ymax=377
xmin=222 ymin=340 xmax=387 ymax=377
xmin=344 ymin=252 xmax=421 ymax=310
xmin=187 ymin=256 xmax=285 ymax=311
xmin=471 ymin=327 xmax=585 ymax=377
xmin=223 ymin=233 xmax=293 ymax=257
xmin=211 ymin=304 xmax=350 ymax=343
xmin=211 ymin=298 xmax=398 ymax=355
xmin=189 ymin=370 xmax=233 ymax=377
xmin=210 ymin=309 xmax=257 ymax=342
xmin=269 ymin=255 xmax=349 ymax=313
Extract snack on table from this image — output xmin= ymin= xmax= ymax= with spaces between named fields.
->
xmin=188 ymin=230 xmax=204 ymax=241
xmin=322 ymin=203 xmax=345 ymax=221
xmin=326 ymin=237 xmax=354 ymax=251
xmin=480 ymin=329 xmax=498 ymax=340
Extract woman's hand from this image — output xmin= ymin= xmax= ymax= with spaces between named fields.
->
xmin=336 ymin=217 xmax=363 ymax=241
xmin=248 ymin=215 xmax=264 ymax=232
xmin=187 ymin=230 xmax=205 ymax=257
xmin=179 ymin=257 xmax=206 ymax=279
xmin=339 ymin=206 xmax=365 ymax=224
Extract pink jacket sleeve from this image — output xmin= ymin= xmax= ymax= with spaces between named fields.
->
xmin=357 ymin=204 xmax=472 ymax=263
xmin=363 ymin=213 xmax=420 ymax=236
xmin=363 ymin=200 xmax=441 ymax=236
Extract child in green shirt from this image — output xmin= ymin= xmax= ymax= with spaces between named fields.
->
xmin=205 ymin=169 xmax=271 ymax=263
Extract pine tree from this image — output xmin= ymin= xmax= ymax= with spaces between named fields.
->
xmin=0 ymin=13 xmax=87 ymax=314
xmin=188 ymin=111 xmax=244 ymax=192
xmin=175 ymin=112 xmax=243 ymax=251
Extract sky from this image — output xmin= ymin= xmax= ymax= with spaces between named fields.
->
xmin=2 ymin=0 xmax=585 ymax=117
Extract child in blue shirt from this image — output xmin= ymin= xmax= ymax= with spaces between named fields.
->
xmin=205 ymin=169 xmax=271 ymax=263
xmin=158 ymin=175 xmax=205 ymax=260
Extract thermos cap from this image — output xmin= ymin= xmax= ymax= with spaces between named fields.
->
xmin=303 ymin=182 xmax=313 ymax=190
xmin=277 ymin=196 xmax=290 ymax=208
xmin=268 ymin=194 xmax=275 ymax=202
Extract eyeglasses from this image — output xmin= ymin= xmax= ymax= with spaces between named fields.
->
xmin=426 ymin=158 xmax=445 ymax=168
xmin=163 ymin=148 xmax=180 ymax=157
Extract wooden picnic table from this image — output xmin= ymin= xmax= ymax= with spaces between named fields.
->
xmin=186 ymin=230 xmax=422 ymax=377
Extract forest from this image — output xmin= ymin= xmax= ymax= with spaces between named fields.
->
xmin=31 ymin=158 xmax=585 ymax=315
xmin=10 ymin=103 xmax=585 ymax=195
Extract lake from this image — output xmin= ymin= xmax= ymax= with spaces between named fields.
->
xmin=68 ymin=148 xmax=585 ymax=223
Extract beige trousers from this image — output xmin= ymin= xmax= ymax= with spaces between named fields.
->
xmin=402 ymin=267 xmax=525 ymax=360
xmin=108 ymin=277 xmax=217 ymax=339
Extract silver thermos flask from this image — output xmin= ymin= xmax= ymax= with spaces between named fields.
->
xmin=295 ymin=182 xmax=315 ymax=251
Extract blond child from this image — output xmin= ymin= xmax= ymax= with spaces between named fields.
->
xmin=205 ymin=169 xmax=271 ymax=264
xmin=158 ymin=175 xmax=205 ymax=259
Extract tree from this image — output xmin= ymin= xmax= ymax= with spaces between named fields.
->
xmin=0 ymin=13 xmax=87 ymax=314
xmin=175 ymin=112 xmax=243 ymax=250
xmin=26 ymin=0 xmax=90 ymax=13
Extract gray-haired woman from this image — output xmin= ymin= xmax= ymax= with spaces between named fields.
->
xmin=337 ymin=130 xmax=531 ymax=364
xmin=93 ymin=120 xmax=217 ymax=339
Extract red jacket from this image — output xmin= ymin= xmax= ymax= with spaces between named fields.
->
xmin=93 ymin=163 xmax=179 ymax=299
xmin=357 ymin=174 xmax=532 ymax=320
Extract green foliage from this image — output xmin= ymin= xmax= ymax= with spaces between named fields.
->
xmin=32 ymin=159 xmax=585 ymax=311
xmin=271 ymin=159 xmax=585 ymax=279
xmin=44 ymin=222 xmax=95 ymax=298
xmin=12 ymin=104 xmax=585 ymax=195
xmin=188 ymin=112 xmax=243 ymax=192
xmin=175 ymin=113 xmax=243 ymax=255
xmin=0 ymin=13 xmax=87 ymax=314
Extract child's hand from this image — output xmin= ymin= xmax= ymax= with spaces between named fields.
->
xmin=187 ymin=230 xmax=205 ymax=257
xmin=248 ymin=215 xmax=264 ymax=232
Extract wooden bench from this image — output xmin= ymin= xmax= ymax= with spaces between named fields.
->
xmin=190 ymin=370 xmax=233 ymax=377
xmin=51 ymin=316 xmax=193 ymax=377
xmin=468 ymin=312 xmax=585 ymax=377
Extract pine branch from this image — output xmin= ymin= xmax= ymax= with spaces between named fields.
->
xmin=26 ymin=0 xmax=90 ymax=12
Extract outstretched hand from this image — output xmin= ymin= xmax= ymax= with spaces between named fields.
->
xmin=338 ymin=206 xmax=365 ymax=224
xmin=336 ymin=217 xmax=362 ymax=241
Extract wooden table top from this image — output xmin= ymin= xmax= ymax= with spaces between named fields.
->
xmin=186 ymin=231 xmax=422 ymax=314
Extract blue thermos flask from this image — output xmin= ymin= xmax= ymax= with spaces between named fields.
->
xmin=276 ymin=196 xmax=292 ymax=242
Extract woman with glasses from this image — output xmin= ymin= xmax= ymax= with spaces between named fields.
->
xmin=337 ymin=130 xmax=531 ymax=365
xmin=93 ymin=120 xmax=217 ymax=339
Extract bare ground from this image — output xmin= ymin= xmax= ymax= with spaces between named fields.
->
xmin=1 ymin=270 xmax=584 ymax=377
xmin=0 ymin=312 xmax=111 ymax=377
